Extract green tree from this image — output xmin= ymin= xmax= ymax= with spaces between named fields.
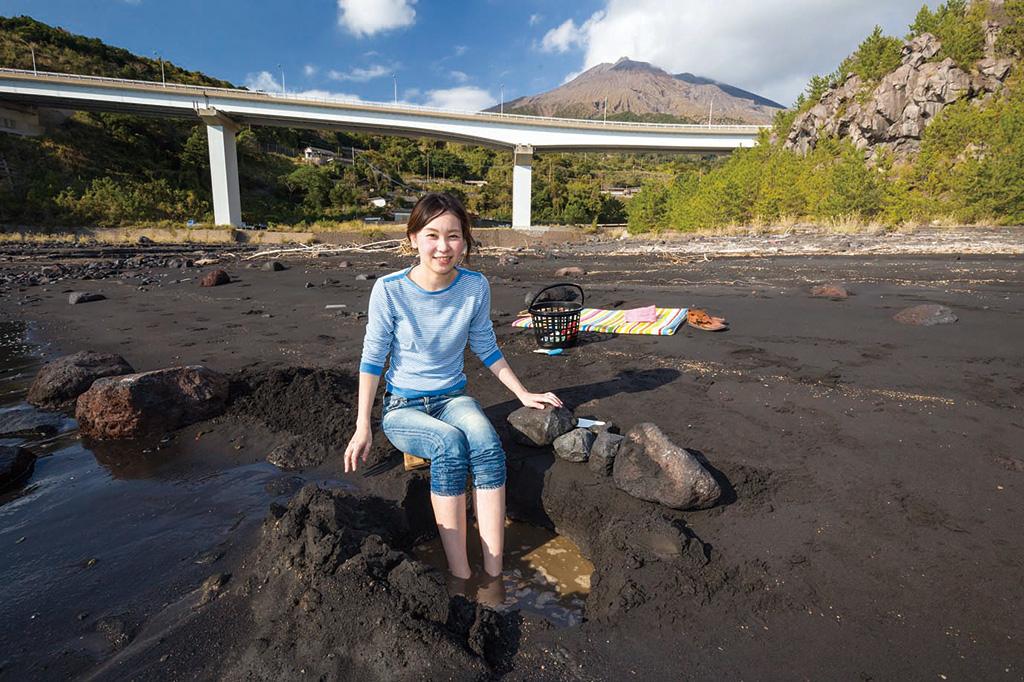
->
xmin=282 ymin=165 xmax=334 ymax=212
xmin=599 ymin=195 xmax=627 ymax=223
xmin=626 ymin=179 xmax=671 ymax=233
xmin=56 ymin=177 xmax=209 ymax=225
xmin=838 ymin=26 xmax=904 ymax=85
xmin=802 ymin=73 xmax=839 ymax=110
xmin=803 ymin=138 xmax=883 ymax=219
xmin=180 ymin=125 xmax=210 ymax=183
xmin=907 ymin=1 xmax=984 ymax=68
xmin=461 ymin=146 xmax=495 ymax=179
xmin=478 ymin=163 xmax=512 ymax=220
xmin=997 ymin=0 xmax=1024 ymax=57
xmin=751 ymin=144 xmax=810 ymax=221
xmin=561 ymin=180 xmax=604 ymax=224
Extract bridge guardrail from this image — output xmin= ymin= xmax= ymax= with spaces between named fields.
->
xmin=0 ymin=68 xmax=769 ymax=133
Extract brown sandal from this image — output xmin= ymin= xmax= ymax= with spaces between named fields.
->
xmin=687 ymin=308 xmax=728 ymax=332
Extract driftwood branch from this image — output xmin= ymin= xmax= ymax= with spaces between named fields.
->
xmin=243 ymin=239 xmax=405 ymax=260
xmin=242 ymin=239 xmax=534 ymax=261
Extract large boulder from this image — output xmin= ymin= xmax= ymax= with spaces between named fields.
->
xmin=893 ymin=304 xmax=958 ymax=326
xmin=553 ymin=428 xmax=595 ymax=463
xmin=200 ymin=269 xmax=231 ymax=287
xmin=810 ymin=284 xmax=849 ymax=300
xmin=589 ymin=432 xmax=624 ymax=477
xmin=75 ymin=366 xmax=229 ymax=440
xmin=68 ymin=292 xmax=106 ymax=305
xmin=28 ymin=351 xmax=135 ymax=409
xmin=0 ymin=445 xmax=36 ymax=491
xmin=613 ymin=423 xmax=721 ymax=510
xmin=506 ymin=406 xmax=574 ymax=447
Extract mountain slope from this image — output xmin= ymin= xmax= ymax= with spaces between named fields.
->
xmin=490 ymin=58 xmax=784 ymax=124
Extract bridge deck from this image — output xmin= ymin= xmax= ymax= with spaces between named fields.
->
xmin=0 ymin=69 xmax=766 ymax=137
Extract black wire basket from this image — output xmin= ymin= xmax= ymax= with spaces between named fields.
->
xmin=527 ymin=283 xmax=585 ymax=349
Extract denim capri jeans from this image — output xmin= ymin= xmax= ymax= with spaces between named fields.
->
xmin=381 ymin=387 xmax=506 ymax=496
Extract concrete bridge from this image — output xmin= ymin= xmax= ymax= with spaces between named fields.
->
xmin=0 ymin=69 xmax=767 ymax=227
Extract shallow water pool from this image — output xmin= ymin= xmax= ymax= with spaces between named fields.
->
xmin=413 ymin=518 xmax=593 ymax=628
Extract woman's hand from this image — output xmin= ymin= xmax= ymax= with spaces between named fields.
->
xmin=344 ymin=424 xmax=373 ymax=473
xmin=517 ymin=391 xmax=564 ymax=410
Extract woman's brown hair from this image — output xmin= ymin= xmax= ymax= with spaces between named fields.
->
xmin=406 ymin=192 xmax=475 ymax=263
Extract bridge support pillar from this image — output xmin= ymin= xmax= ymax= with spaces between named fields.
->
xmin=512 ymin=144 xmax=533 ymax=228
xmin=199 ymin=108 xmax=242 ymax=227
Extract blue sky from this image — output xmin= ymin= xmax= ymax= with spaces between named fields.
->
xmin=3 ymin=0 xmax=932 ymax=109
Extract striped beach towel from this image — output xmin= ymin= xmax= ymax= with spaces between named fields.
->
xmin=512 ymin=307 xmax=688 ymax=336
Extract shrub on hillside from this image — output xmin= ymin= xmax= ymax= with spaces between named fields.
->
xmin=908 ymin=0 xmax=985 ymax=68
xmin=56 ymin=177 xmax=210 ymax=226
xmin=839 ymin=26 xmax=905 ymax=85
xmin=996 ymin=0 xmax=1024 ymax=58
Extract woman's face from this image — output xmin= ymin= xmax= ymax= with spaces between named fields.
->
xmin=410 ymin=212 xmax=466 ymax=277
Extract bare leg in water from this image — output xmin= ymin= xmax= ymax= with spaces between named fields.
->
xmin=473 ymin=485 xmax=506 ymax=607
xmin=473 ymin=485 xmax=505 ymax=576
xmin=431 ymin=492 xmax=472 ymax=579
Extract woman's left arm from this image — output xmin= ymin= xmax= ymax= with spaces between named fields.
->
xmin=488 ymin=357 xmax=563 ymax=410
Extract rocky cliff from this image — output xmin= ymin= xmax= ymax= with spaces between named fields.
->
xmin=785 ymin=20 xmax=1015 ymax=159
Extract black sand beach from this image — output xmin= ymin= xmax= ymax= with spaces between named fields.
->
xmin=1 ymin=241 xmax=1022 ymax=680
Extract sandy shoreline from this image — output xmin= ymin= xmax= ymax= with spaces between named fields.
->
xmin=1 ymin=242 xmax=1022 ymax=679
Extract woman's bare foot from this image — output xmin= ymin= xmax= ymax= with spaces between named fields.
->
xmin=446 ymin=572 xmax=468 ymax=597
xmin=476 ymin=573 xmax=506 ymax=608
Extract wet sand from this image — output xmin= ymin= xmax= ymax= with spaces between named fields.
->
xmin=1 ymin=243 xmax=1023 ymax=679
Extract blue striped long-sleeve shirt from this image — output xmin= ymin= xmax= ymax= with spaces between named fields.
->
xmin=359 ymin=266 xmax=504 ymax=398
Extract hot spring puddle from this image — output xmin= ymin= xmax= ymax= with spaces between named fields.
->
xmin=414 ymin=520 xmax=594 ymax=628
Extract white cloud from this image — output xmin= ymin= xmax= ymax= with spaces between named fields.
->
xmin=303 ymin=64 xmax=317 ymax=77
xmin=449 ymin=70 xmax=469 ymax=84
xmin=244 ymin=71 xmax=362 ymax=102
xmin=529 ymin=13 xmax=543 ymax=27
xmin=547 ymin=0 xmax=927 ymax=105
xmin=328 ymin=64 xmax=393 ymax=82
xmin=423 ymin=86 xmax=496 ymax=111
xmin=244 ymin=71 xmax=282 ymax=93
xmin=337 ymin=0 xmax=416 ymax=37
xmin=540 ymin=17 xmax=588 ymax=53
xmin=453 ymin=45 xmax=467 ymax=57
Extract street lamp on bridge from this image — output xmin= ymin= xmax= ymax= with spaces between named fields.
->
xmin=152 ymin=51 xmax=165 ymax=86
xmin=11 ymin=38 xmax=37 ymax=75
